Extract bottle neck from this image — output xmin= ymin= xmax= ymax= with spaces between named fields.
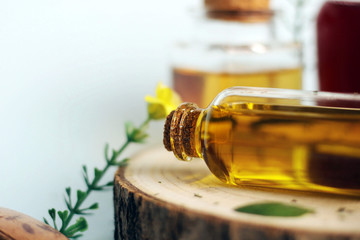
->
xmin=205 ymin=10 xmax=272 ymax=23
xmin=163 ymin=103 xmax=203 ymax=161
xmin=193 ymin=16 xmax=273 ymax=45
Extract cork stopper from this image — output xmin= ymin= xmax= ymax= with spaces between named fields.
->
xmin=163 ymin=103 xmax=202 ymax=161
xmin=204 ymin=0 xmax=272 ymax=22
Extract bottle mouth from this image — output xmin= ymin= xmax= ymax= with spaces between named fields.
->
xmin=163 ymin=103 xmax=201 ymax=161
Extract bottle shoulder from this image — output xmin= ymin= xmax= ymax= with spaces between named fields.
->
xmin=171 ymin=41 xmax=301 ymax=74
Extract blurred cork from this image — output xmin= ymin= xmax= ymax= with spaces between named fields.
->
xmin=204 ymin=0 xmax=272 ymax=22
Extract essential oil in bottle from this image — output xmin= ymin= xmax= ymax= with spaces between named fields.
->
xmin=163 ymin=87 xmax=360 ymax=196
xmin=173 ymin=67 xmax=302 ymax=108
xmin=171 ymin=0 xmax=303 ymax=108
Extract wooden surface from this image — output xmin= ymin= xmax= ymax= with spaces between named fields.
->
xmin=113 ymin=146 xmax=360 ymax=240
xmin=0 ymin=207 xmax=68 ymax=240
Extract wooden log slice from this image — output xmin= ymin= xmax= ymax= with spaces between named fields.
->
xmin=114 ymin=146 xmax=360 ymax=240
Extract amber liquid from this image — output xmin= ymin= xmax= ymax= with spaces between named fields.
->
xmin=198 ymin=103 xmax=360 ymax=195
xmin=173 ymin=67 xmax=302 ymax=108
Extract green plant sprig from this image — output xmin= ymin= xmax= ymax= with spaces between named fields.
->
xmin=44 ymin=117 xmax=151 ymax=239
xmin=43 ymin=82 xmax=181 ymax=239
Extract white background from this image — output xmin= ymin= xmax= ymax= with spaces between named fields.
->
xmin=0 ymin=0 xmax=323 ymax=239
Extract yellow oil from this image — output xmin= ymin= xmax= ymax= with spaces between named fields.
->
xmin=197 ymin=103 xmax=360 ymax=195
xmin=173 ymin=67 xmax=302 ymax=108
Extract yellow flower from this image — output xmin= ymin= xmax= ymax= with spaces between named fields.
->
xmin=145 ymin=82 xmax=182 ymax=120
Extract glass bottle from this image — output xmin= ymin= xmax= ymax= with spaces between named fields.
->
xmin=317 ymin=0 xmax=360 ymax=93
xmin=164 ymin=86 xmax=360 ymax=196
xmin=172 ymin=0 xmax=302 ymax=108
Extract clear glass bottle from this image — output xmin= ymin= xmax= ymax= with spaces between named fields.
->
xmin=164 ymin=87 xmax=360 ymax=196
xmin=172 ymin=0 xmax=302 ymax=108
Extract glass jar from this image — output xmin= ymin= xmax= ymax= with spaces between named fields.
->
xmin=164 ymin=86 xmax=360 ymax=196
xmin=171 ymin=0 xmax=303 ymax=108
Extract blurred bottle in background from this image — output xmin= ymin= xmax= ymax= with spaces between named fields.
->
xmin=171 ymin=0 xmax=303 ymax=108
xmin=317 ymin=0 xmax=360 ymax=93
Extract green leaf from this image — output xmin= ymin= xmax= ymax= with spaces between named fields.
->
xmin=105 ymin=181 xmax=114 ymax=187
xmin=65 ymin=197 xmax=72 ymax=211
xmin=91 ymin=186 xmax=104 ymax=191
xmin=125 ymin=121 xmax=135 ymax=140
xmin=58 ymin=210 xmax=69 ymax=228
xmin=134 ymin=122 xmax=149 ymax=143
xmin=133 ymin=131 xmax=148 ymax=143
xmin=88 ymin=203 xmax=99 ymax=210
xmin=65 ymin=187 xmax=71 ymax=197
xmin=48 ymin=208 xmax=58 ymax=230
xmin=76 ymin=190 xmax=87 ymax=203
xmin=125 ymin=121 xmax=149 ymax=143
xmin=94 ymin=168 xmax=102 ymax=182
xmin=48 ymin=208 xmax=56 ymax=220
xmin=43 ymin=218 xmax=49 ymax=225
xmin=234 ymin=202 xmax=314 ymax=217
xmin=111 ymin=158 xmax=129 ymax=167
xmin=70 ymin=234 xmax=83 ymax=239
xmin=57 ymin=211 xmax=64 ymax=219
xmin=77 ymin=202 xmax=99 ymax=214
xmin=104 ymin=143 xmax=110 ymax=162
xmin=64 ymin=217 xmax=88 ymax=237
xmin=82 ymin=166 xmax=88 ymax=178
xmin=91 ymin=181 xmax=113 ymax=191
xmin=57 ymin=210 xmax=68 ymax=221
xmin=65 ymin=187 xmax=73 ymax=210
xmin=82 ymin=166 xmax=91 ymax=187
